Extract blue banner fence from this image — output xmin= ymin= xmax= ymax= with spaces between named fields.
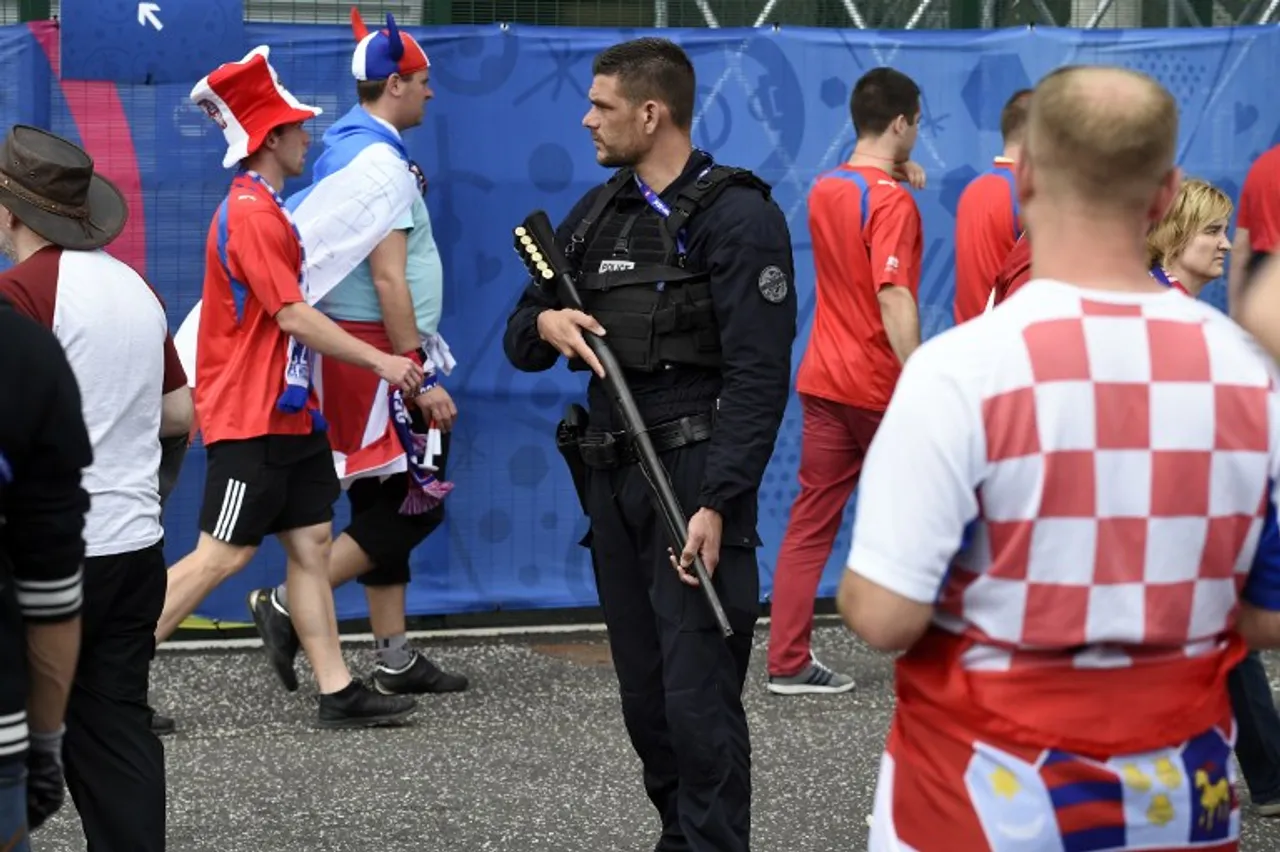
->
xmin=8 ymin=21 xmax=1280 ymax=625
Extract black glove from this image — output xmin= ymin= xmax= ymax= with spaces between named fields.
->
xmin=25 ymin=726 xmax=65 ymax=831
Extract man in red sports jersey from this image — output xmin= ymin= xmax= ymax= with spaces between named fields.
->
xmin=953 ymin=88 xmax=1032 ymax=324
xmin=1228 ymin=143 xmax=1280 ymax=317
xmin=765 ymin=67 xmax=923 ymax=695
xmin=154 ymin=46 xmax=425 ymax=729
xmin=842 ymin=64 xmax=1280 ymax=852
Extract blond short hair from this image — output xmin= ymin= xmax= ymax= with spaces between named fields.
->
xmin=1146 ymin=178 xmax=1233 ymax=268
xmin=1025 ymin=65 xmax=1179 ymax=210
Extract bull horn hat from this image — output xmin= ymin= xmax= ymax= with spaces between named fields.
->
xmin=349 ymin=7 xmax=429 ymax=81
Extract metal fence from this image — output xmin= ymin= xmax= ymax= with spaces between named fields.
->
xmin=3 ymin=0 xmax=1275 ymax=31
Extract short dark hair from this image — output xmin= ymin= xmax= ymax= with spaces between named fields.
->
xmin=357 ymin=79 xmax=387 ymax=104
xmin=849 ymin=67 xmax=921 ymax=137
xmin=591 ymin=37 xmax=696 ymax=130
xmin=1000 ymin=89 xmax=1034 ymax=145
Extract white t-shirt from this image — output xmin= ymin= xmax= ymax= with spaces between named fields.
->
xmin=847 ymin=278 xmax=1280 ymax=670
xmin=0 ymin=246 xmax=181 ymax=557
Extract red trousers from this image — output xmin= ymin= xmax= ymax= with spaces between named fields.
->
xmin=767 ymin=393 xmax=884 ymax=677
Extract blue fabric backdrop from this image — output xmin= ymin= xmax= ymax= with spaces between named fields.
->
xmin=6 ymin=21 xmax=1280 ymax=623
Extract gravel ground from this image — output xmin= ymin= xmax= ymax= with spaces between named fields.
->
xmin=29 ymin=620 xmax=1280 ymax=851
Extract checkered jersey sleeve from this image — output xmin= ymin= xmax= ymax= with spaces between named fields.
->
xmin=846 ymin=333 xmax=986 ymax=604
xmin=1241 ymin=358 xmax=1280 ymax=612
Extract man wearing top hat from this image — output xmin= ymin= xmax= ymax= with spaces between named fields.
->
xmin=0 ymin=124 xmax=192 ymax=850
xmin=156 ymin=45 xmax=425 ymax=732
xmin=245 ymin=9 xmax=468 ymax=698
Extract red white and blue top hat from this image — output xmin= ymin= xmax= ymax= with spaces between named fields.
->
xmin=190 ymin=45 xmax=323 ymax=169
xmin=349 ymin=7 xmax=429 ymax=82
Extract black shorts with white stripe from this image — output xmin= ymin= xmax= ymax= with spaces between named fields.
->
xmin=198 ymin=432 xmax=340 ymax=547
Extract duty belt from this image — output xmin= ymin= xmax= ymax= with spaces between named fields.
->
xmin=578 ymin=412 xmax=714 ymax=470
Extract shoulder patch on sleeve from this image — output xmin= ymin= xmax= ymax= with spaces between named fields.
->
xmin=758 ymin=265 xmax=789 ymax=304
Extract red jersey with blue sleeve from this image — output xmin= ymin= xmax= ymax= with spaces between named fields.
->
xmin=954 ymin=158 xmax=1021 ymax=324
xmin=795 ymin=164 xmax=922 ymax=411
xmin=194 ymin=173 xmax=314 ymax=445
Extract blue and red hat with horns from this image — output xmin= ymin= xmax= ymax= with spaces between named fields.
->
xmin=349 ymin=6 xmax=429 ymax=82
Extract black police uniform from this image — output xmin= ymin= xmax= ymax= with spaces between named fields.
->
xmin=503 ymin=149 xmax=796 ymax=852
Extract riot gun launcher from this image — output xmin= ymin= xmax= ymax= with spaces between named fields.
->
xmin=512 ymin=210 xmax=734 ymax=638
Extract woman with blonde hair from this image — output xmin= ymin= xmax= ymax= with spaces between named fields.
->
xmin=1146 ymin=176 xmax=1233 ymax=297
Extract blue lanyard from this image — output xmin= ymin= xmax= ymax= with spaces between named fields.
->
xmin=1150 ymin=264 xmax=1171 ymax=287
xmin=633 ymin=164 xmax=712 ymax=257
xmin=241 ymin=169 xmax=307 ymax=292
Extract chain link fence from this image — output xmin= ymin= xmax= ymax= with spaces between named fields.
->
xmin=2 ymin=0 xmax=1274 ymax=26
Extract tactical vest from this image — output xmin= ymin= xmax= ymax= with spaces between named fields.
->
xmin=564 ymin=164 xmax=772 ymax=373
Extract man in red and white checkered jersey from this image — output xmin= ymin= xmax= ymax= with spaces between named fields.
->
xmin=838 ymin=65 xmax=1280 ymax=852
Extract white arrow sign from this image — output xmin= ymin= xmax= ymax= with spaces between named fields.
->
xmin=138 ymin=2 xmax=163 ymax=30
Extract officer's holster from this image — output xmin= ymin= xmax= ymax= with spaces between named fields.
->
xmin=577 ymin=412 xmax=715 ymax=471
xmin=555 ymin=403 xmax=591 ymax=515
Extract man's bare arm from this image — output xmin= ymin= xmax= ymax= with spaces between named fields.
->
xmin=1241 ymin=254 xmax=1280 ymax=357
xmin=368 ymin=230 xmax=421 ymax=355
xmin=160 ymin=386 xmax=193 ymax=438
xmin=1237 ymin=603 xmax=1280 ymax=649
xmin=275 ymin=302 xmax=421 ymax=392
xmin=878 ymin=285 xmax=920 ymax=364
xmin=1228 ymin=228 xmax=1252 ymax=321
xmin=837 ymin=571 xmax=934 ymax=652
xmin=230 ymin=210 xmax=421 ymax=389
xmin=26 ymin=620 xmax=80 ymax=731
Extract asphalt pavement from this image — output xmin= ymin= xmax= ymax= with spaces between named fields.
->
xmin=29 ymin=620 xmax=1280 ymax=851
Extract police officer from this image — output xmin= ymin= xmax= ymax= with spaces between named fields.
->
xmin=503 ymin=37 xmax=796 ymax=852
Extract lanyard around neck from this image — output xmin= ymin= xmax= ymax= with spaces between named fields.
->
xmin=632 ymin=164 xmax=712 ymax=256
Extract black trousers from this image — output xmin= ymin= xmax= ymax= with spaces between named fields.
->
xmin=585 ymin=440 xmax=758 ymax=852
xmin=1229 ymin=650 xmax=1280 ymax=803
xmin=64 ymin=541 xmax=167 ymax=852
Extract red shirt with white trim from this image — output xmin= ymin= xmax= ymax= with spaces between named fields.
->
xmin=195 ymin=174 xmax=313 ymax=444
xmin=796 ymin=164 xmax=922 ymax=411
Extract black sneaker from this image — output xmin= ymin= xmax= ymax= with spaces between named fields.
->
xmin=247 ymin=587 xmax=300 ymax=692
xmin=373 ymin=651 xmax=469 ymax=695
xmin=150 ymin=711 xmax=176 ymax=736
xmin=317 ymin=681 xmax=417 ymax=729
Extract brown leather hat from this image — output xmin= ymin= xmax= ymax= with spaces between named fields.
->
xmin=0 ymin=125 xmax=127 ymax=251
